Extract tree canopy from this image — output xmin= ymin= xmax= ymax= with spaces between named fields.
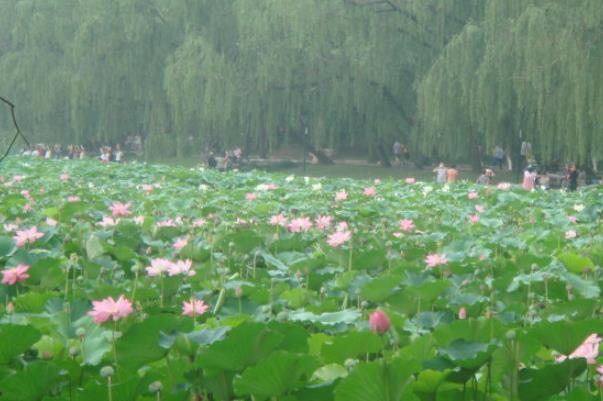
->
xmin=0 ymin=0 xmax=600 ymax=165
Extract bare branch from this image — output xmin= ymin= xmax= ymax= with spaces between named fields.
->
xmin=0 ymin=96 xmax=31 ymax=162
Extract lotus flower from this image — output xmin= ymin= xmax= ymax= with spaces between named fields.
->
xmin=167 ymin=259 xmax=195 ymax=277
xmin=88 ymin=295 xmax=133 ymax=324
xmin=173 ymin=238 xmax=188 ymax=251
xmin=182 ymin=299 xmax=209 ymax=317
xmin=315 ymin=215 xmax=332 ymax=230
xmin=405 ymin=177 xmax=416 ymax=184
xmin=327 ymin=230 xmax=352 ymax=248
xmin=469 ymin=215 xmax=480 ymax=224
xmin=13 ymin=226 xmax=44 ymax=247
xmin=245 ymin=192 xmax=257 ymax=201
xmin=1 ymin=264 xmax=30 ymax=285
xmin=468 ymin=191 xmax=479 ymax=199
xmin=565 ymin=230 xmax=577 ymax=239
xmin=458 ymin=307 xmax=467 ymax=320
xmin=192 ymin=218 xmax=207 ymax=228
xmin=399 ymin=219 xmax=415 ymax=232
xmin=110 ymin=202 xmax=131 ymax=217
xmin=335 ymin=190 xmax=348 ymax=201
xmin=556 ymin=333 xmax=601 ymax=365
xmin=425 ymin=253 xmax=448 ymax=268
xmin=145 ymin=258 xmax=173 ymax=277
xmin=269 ymin=214 xmax=287 ymax=227
xmin=363 ymin=187 xmax=376 ymax=197
xmin=369 ymin=310 xmax=391 ymax=335
xmin=289 ymin=217 xmax=312 ymax=233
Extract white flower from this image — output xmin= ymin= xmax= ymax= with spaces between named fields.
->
xmin=256 ymin=184 xmax=268 ymax=191
xmin=304 ymin=177 xmax=310 ymax=184
xmin=441 ymin=185 xmax=450 ymax=193
xmin=312 ymin=183 xmax=322 ymax=191
xmin=198 ymin=184 xmax=208 ymax=192
xmin=573 ymin=204 xmax=585 ymax=212
xmin=285 ymin=175 xmax=295 ymax=182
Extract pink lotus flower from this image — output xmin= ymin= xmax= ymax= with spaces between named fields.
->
xmin=369 ymin=310 xmax=391 ymax=335
xmin=60 ymin=174 xmax=69 ymax=182
xmin=141 ymin=184 xmax=155 ymax=193
xmin=565 ymin=230 xmax=577 ymax=239
xmin=20 ymin=190 xmax=32 ymax=200
xmin=336 ymin=221 xmax=349 ymax=232
xmin=173 ymin=238 xmax=188 ymax=251
xmin=156 ymin=219 xmax=178 ymax=228
xmin=88 ymin=295 xmax=133 ymax=324
xmin=46 ymin=218 xmax=58 ymax=226
xmin=315 ymin=215 xmax=332 ymax=230
xmin=167 ymin=259 xmax=195 ymax=277
xmin=405 ymin=177 xmax=416 ymax=184
xmin=469 ymin=215 xmax=480 ymax=224
xmin=265 ymin=183 xmax=278 ymax=190
xmin=399 ymin=219 xmax=415 ymax=232
xmin=335 ymin=190 xmax=348 ymax=201
xmin=425 ymin=253 xmax=448 ymax=268
xmin=133 ymin=215 xmax=145 ymax=225
xmin=182 ymin=299 xmax=209 ymax=317
xmin=393 ymin=232 xmax=403 ymax=238
xmin=110 ymin=202 xmax=131 ymax=217
xmin=67 ymin=196 xmax=80 ymax=203
xmin=23 ymin=204 xmax=32 ymax=213
xmin=3 ymin=224 xmax=18 ymax=232
xmin=12 ymin=175 xmax=24 ymax=182
xmin=192 ymin=218 xmax=207 ymax=228
xmin=145 ymin=258 xmax=173 ymax=277
xmin=475 ymin=205 xmax=485 ymax=213
xmin=326 ymin=230 xmax=352 ymax=248
xmin=245 ymin=193 xmax=257 ymax=201
xmin=269 ymin=214 xmax=287 ymax=227
xmin=13 ymin=226 xmax=44 ymax=247
xmin=363 ymin=187 xmax=376 ymax=197
xmin=289 ymin=217 xmax=312 ymax=233
xmin=98 ymin=216 xmax=118 ymax=227
xmin=556 ymin=333 xmax=601 ymax=365
xmin=2 ymin=264 xmax=30 ymax=285
xmin=235 ymin=218 xmax=248 ymax=226
xmin=567 ymin=216 xmax=577 ymax=223
xmin=468 ymin=191 xmax=479 ymax=199
xmin=458 ymin=307 xmax=467 ymax=320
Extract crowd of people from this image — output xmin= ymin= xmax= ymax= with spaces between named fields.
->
xmin=206 ymin=148 xmax=243 ymax=171
xmin=22 ymin=143 xmax=125 ymax=163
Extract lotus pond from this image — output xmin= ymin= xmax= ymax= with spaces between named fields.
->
xmin=0 ymin=157 xmax=602 ymax=401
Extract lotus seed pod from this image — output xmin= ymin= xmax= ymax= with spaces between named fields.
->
xmin=100 ymin=366 xmax=114 ymax=378
xmin=76 ymin=328 xmax=86 ymax=337
xmin=148 ymin=381 xmax=163 ymax=393
xmin=68 ymin=346 xmax=80 ymax=357
xmin=506 ymin=330 xmax=516 ymax=341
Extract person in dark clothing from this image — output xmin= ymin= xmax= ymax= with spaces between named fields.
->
xmin=567 ymin=164 xmax=579 ymax=191
xmin=207 ymin=152 xmax=217 ymax=169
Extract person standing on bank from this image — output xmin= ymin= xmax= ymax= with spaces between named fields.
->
xmin=567 ymin=164 xmax=579 ymax=191
xmin=494 ymin=145 xmax=504 ymax=169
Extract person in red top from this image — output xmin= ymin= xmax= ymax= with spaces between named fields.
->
xmin=447 ymin=164 xmax=459 ymax=183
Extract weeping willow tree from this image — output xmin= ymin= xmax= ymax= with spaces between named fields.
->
xmin=417 ymin=0 xmax=603 ymax=169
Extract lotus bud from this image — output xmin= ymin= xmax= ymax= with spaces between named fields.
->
xmin=100 ymin=366 xmax=114 ymax=378
xmin=368 ymin=310 xmax=391 ymax=335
